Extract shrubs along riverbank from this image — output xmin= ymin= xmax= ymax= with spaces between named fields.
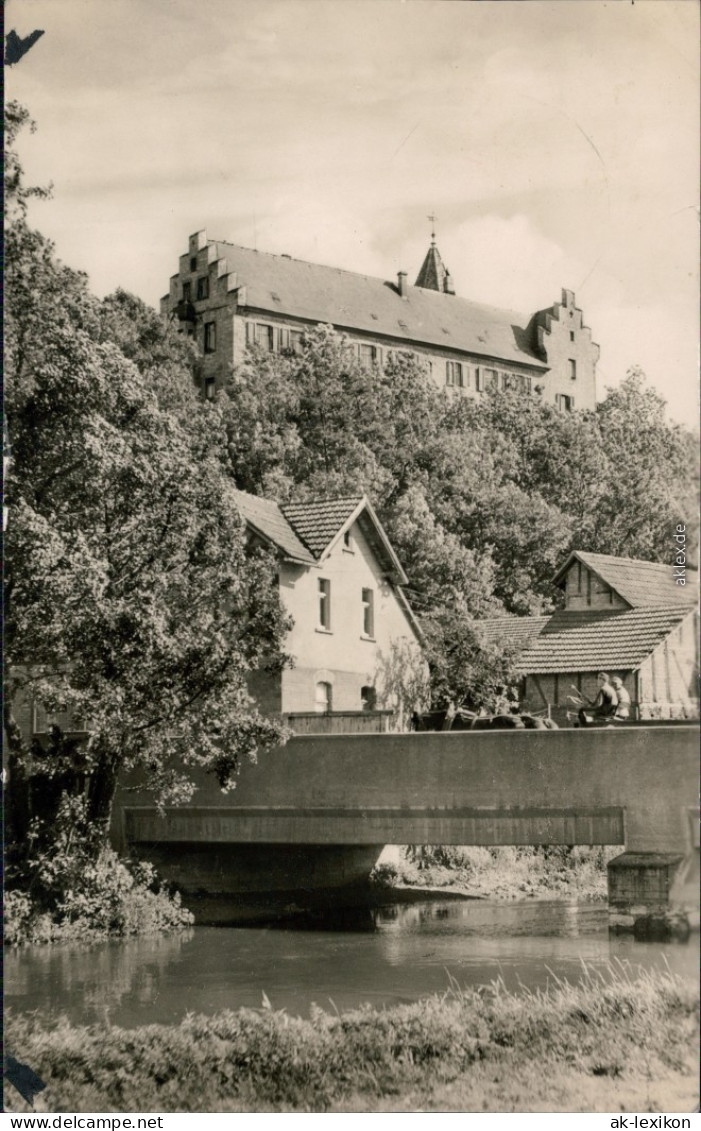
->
xmin=373 ymin=845 xmax=619 ymax=902
xmin=5 ymin=964 xmax=698 ymax=1113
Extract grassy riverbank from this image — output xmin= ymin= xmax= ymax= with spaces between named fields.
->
xmin=5 ymin=964 xmax=698 ymax=1113
xmin=373 ymin=845 xmax=618 ymax=902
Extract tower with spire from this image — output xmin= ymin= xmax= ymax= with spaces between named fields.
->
xmin=414 ymin=214 xmax=455 ymax=295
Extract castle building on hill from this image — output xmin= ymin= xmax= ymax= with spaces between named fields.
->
xmin=161 ymin=229 xmax=599 ymax=411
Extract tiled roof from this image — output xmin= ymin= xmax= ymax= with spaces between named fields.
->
xmin=555 ymin=550 xmax=698 ymax=608
xmin=477 ymin=615 xmax=550 ymax=649
xmin=515 ymin=605 xmax=695 ymax=674
xmin=231 ymin=489 xmax=315 ymax=563
xmin=213 ymin=241 xmax=548 ymax=370
xmin=280 ymin=498 xmax=361 ymax=559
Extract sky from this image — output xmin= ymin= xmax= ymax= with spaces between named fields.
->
xmin=6 ymin=0 xmax=699 ymax=421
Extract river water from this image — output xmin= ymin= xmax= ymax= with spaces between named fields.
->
xmin=6 ymin=899 xmax=699 ymax=1027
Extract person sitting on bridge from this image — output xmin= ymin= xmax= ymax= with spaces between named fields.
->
xmin=577 ymin=672 xmax=618 ymax=727
xmin=611 ymin=676 xmax=631 ymax=721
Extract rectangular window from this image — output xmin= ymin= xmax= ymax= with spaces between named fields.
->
xmin=255 ymin=323 xmax=274 ymax=351
xmin=446 ymin=361 xmax=463 ymax=387
xmin=318 ymin=578 xmax=331 ymax=630
xmin=568 ymin=359 xmax=577 ymax=380
xmin=190 ymin=256 xmax=197 ymax=272
xmin=556 ymin=394 xmax=574 ymax=413
xmin=204 ymin=377 xmax=216 ymax=401
xmin=569 ymin=331 xmax=575 ymax=342
xmin=359 ymin=343 xmax=380 ymax=366
xmin=475 ymin=367 xmax=483 ymax=391
xmin=278 ymin=328 xmax=291 ymax=350
xmin=362 ymin=588 xmax=374 ymax=637
xmin=182 ymin=282 xmax=191 ymax=302
xmin=196 ymin=276 xmax=209 ymax=301
xmin=204 ymin=322 xmax=216 ymax=353
xmin=290 ymin=330 xmax=303 ymax=352
xmin=482 ymin=367 xmax=498 ymax=390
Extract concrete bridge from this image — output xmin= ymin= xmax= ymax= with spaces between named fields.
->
xmin=116 ymin=725 xmax=699 ymax=930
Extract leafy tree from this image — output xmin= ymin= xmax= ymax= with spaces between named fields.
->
xmin=592 ymin=368 xmax=699 ymax=560
xmin=4 ymin=107 xmax=291 ymax=870
xmin=421 ymin=610 xmax=520 ymax=712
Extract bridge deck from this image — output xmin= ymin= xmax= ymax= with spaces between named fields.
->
xmin=118 ymin=725 xmax=698 ymax=855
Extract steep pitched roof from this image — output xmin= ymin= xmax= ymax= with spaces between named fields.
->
xmin=515 ymin=605 xmax=695 ymax=674
xmin=553 ymin=550 xmax=698 ymax=608
xmin=212 ymin=241 xmax=548 ymax=370
xmin=414 ymin=241 xmax=454 ymax=293
xmin=280 ymin=499 xmax=360 ymax=559
xmin=232 ymin=490 xmax=408 ymax=582
xmin=477 ymin=614 xmax=551 ymax=649
xmin=231 ymin=490 xmax=314 ymax=563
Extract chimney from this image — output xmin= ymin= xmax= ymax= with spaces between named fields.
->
xmin=397 ymin=270 xmax=408 ymax=299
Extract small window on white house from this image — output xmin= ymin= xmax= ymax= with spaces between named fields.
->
xmin=343 ymin=529 xmax=354 ymax=552
xmin=556 ymin=394 xmax=575 ymax=413
xmin=290 ymin=330 xmax=303 ymax=352
xmin=204 ymin=322 xmax=216 ymax=353
xmin=568 ymin=359 xmax=577 ymax=380
xmin=362 ymin=588 xmax=374 ymax=637
xmin=315 ymin=681 xmax=332 ymax=713
xmin=318 ymin=578 xmax=331 ymax=629
xmin=482 ymin=368 xmax=498 ymax=390
xmin=278 ymin=328 xmax=291 ymax=350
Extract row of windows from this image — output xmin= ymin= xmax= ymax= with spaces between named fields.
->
xmin=246 ymin=321 xmax=305 ymax=352
xmin=446 ymin=364 xmax=534 ymax=393
xmin=244 ymin=321 xmax=545 ymax=392
xmin=191 ymin=306 xmax=579 ymax=390
xmin=315 ymin=681 xmax=377 ymax=713
xmin=318 ymin=578 xmax=374 ymax=638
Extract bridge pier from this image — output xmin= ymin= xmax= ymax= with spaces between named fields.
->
xmin=608 ymin=851 xmax=698 ymax=939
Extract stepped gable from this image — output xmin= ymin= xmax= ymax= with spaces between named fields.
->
xmin=554 ymin=550 xmax=698 ymax=607
xmin=281 ymin=498 xmax=361 ymax=559
xmin=212 ymin=241 xmax=547 ymax=370
xmin=515 ymin=604 xmax=694 ymax=674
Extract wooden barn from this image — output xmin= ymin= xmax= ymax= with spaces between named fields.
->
xmin=479 ymin=551 xmax=698 ymax=726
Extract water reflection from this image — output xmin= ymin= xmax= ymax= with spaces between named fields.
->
xmin=5 ymin=901 xmax=698 ymax=1029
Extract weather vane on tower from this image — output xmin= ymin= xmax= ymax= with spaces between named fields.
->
xmin=427 ymin=213 xmax=438 ymax=245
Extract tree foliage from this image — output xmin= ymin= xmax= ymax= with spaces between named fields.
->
xmin=4 ymin=106 xmax=291 ymax=876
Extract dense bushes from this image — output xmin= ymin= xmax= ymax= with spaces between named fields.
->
xmin=4 ymin=794 xmax=192 ymax=945
xmin=387 ymin=845 xmax=617 ymax=900
xmin=5 ymin=966 xmax=697 ymax=1111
